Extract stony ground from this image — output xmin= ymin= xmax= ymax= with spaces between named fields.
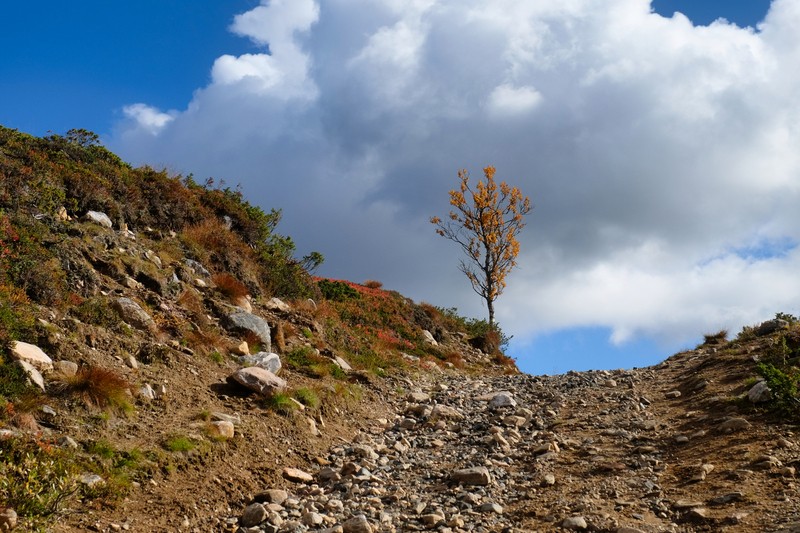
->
xmin=215 ymin=340 xmax=800 ymax=533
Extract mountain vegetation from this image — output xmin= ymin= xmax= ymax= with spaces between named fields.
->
xmin=0 ymin=126 xmax=515 ymax=531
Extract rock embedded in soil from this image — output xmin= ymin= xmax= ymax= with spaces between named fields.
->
xmin=451 ymin=466 xmax=492 ymax=486
xmin=229 ymin=367 xmax=286 ymax=396
xmin=223 ymin=311 xmax=272 ymax=351
xmin=240 ymin=352 xmax=282 ymax=374
xmin=112 ymin=297 xmax=157 ymax=333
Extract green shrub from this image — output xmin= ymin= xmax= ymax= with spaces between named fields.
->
xmin=757 ymin=362 xmax=800 ymax=417
xmin=318 ymin=279 xmax=360 ymax=302
xmin=0 ymin=437 xmax=78 ymax=528
xmin=71 ymin=297 xmax=119 ymax=329
xmin=0 ymin=360 xmax=36 ymax=401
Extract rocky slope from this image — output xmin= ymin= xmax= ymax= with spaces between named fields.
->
xmin=1 ymin=128 xmax=799 ymax=533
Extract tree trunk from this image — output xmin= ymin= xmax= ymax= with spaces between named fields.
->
xmin=487 ymin=297 xmax=495 ymax=329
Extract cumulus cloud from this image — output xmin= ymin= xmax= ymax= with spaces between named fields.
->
xmin=109 ymin=0 xmax=800 ymax=369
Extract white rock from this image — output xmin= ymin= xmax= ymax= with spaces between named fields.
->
xmin=10 ymin=341 xmax=53 ymax=372
xmin=16 ymin=360 xmax=45 ymax=391
xmin=240 ymin=352 xmax=282 ymax=374
xmin=84 ymin=210 xmax=112 ymax=228
xmin=266 ymin=297 xmax=291 ymax=312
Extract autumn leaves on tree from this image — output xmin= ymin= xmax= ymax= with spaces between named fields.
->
xmin=431 ymin=166 xmax=531 ymax=328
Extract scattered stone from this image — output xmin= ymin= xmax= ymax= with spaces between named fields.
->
xmin=719 ymin=417 xmax=751 ymax=432
xmin=488 ymin=392 xmax=517 ymax=409
xmin=665 ymin=390 xmax=681 ymax=398
xmin=79 ymin=474 xmax=104 ymax=487
xmin=709 ymin=492 xmax=744 ymax=505
xmin=421 ymin=330 xmax=438 ymax=346
xmin=282 ymin=467 xmax=314 ymax=483
xmin=241 ymin=503 xmax=268 ymax=527
xmin=16 ymin=360 xmax=45 ymax=391
xmin=0 ymin=507 xmax=17 ymax=531
xmin=342 ymin=515 xmax=373 ymax=533
xmin=207 ymin=421 xmax=235 ymax=439
xmin=112 ymin=297 xmax=157 ymax=333
xmin=451 ymin=466 xmax=492 ymax=486
xmin=53 ymin=360 xmax=78 ymax=377
xmin=756 ymin=319 xmax=789 ymax=336
xmin=230 ymin=367 xmax=287 ymax=396
xmin=139 ymin=384 xmax=156 ymax=400
xmin=562 ymin=516 xmax=588 ymax=530
xmin=265 ymin=297 xmax=291 ymax=312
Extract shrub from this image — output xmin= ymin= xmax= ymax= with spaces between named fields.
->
xmin=71 ymin=297 xmax=119 ymax=329
xmin=0 ymin=284 xmax=36 ymax=350
xmin=0 ymin=436 xmax=78 ymax=527
xmin=363 ymin=280 xmax=383 ymax=289
xmin=0 ymin=362 xmax=37 ymax=402
xmin=318 ymin=279 xmax=360 ymax=302
xmin=53 ymin=366 xmax=132 ymax=414
xmin=757 ymin=362 xmax=800 ymax=417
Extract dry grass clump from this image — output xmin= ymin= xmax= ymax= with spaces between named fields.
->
xmin=703 ymin=329 xmax=728 ymax=346
xmin=212 ymin=273 xmax=249 ymax=299
xmin=363 ymin=280 xmax=383 ymax=289
xmin=54 ymin=366 xmax=132 ymax=413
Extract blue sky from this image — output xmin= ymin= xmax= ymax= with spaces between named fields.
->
xmin=3 ymin=1 xmax=799 ymax=375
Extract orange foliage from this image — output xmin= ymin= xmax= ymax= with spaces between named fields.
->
xmin=431 ymin=166 xmax=531 ymax=326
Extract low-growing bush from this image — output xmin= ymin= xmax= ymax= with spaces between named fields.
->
xmin=756 ymin=362 xmax=800 ymax=417
xmin=363 ymin=280 xmax=383 ymax=289
xmin=318 ymin=279 xmax=360 ymax=302
xmin=0 ymin=436 xmax=78 ymax=528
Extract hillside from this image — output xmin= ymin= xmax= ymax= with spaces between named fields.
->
xmin=1 ymin=126 xmax=799 ymax=533
xmin=0 ymin=126 xmax=515 ymax=532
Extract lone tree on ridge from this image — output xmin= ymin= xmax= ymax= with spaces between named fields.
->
xmin=430 ymin=166 xmax=532 ymax=328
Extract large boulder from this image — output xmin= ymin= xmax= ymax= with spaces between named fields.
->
xmin=10 ymin=341 xmax=53 ymax=372
xmin=112 ymin=298 xmax=157 ymax=333
xmin=223 ymin=311 xmax=271 ymax=352
xmin=229 ymin=367 xmax=286 ymax=396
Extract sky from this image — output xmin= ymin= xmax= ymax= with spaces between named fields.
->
xmin=2 ymin=0 xmax=797 ymax=375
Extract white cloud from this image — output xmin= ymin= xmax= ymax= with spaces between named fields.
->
xmin=109 ymin=0 xmax=800 ymax=369
xmin=486 ymin=84 xmax=542 ymax=117
xmin=121 ymin=104 xmax=175 ymax=135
